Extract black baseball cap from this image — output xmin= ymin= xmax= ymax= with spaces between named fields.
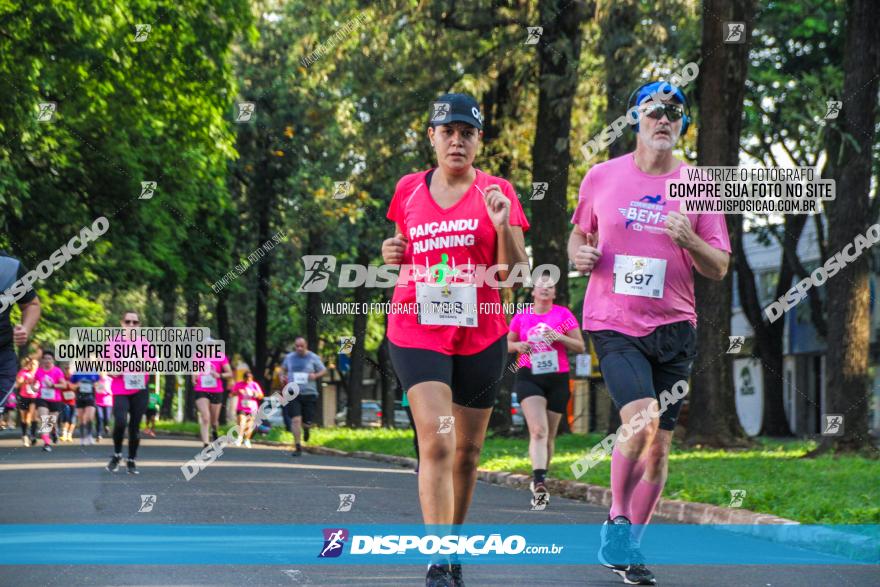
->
xmin=428 ymin=93 xmax=483 ymax=130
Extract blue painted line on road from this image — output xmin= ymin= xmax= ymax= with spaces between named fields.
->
xmin=0 ymin=524 xmax=876 ymax=565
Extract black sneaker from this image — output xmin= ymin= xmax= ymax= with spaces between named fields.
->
xmin=450 ymin=563 xmax=465 ymax=586
xmin=291 ymin=449 xmax=302 ymax=457
xmin=211 ymin=427 xmax=219 ymax=441
xmin=106 ymin=454 xmax=121 ymax=472
xmin=598 ymin=515 xmax=633 ymax=573
xmin=622 ymin=546 xmax=655 ymax=585
xmin=42 ymin=444 xmax=52 ymax=452
xmin=127 ymin=459 xmax=139 ymax=474
xmin=425 ymin=563 xmax=453 ymax=587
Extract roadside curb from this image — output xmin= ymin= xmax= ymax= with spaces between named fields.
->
xmin=156 ymin=433 xmax=874 ymax=562
xmin=301 ymin=444 xmax=879 ymax=562
xmin=305 ymin=445 xmax=797 ymax=524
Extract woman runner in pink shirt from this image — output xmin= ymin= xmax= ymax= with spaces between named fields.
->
xmin=34 ymin=350 xmax=66 ymax=452
xmin=15 ymin=357 xmax=39 ymax=446
xmin=508 ymin=274 xmax=584 ymax=509
xmin=231 ymin=371 xmax=263 ymax=448
xmin=382 ymin=93 xmax=529 ymax=587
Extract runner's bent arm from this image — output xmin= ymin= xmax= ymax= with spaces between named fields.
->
xmin=495 ymin=225 xmax=527 ymax=283
xmin=664 ymin=211 xmax=728 ymax=280
xmin=556 ymin=328 xmax=586 ymax=354
xmin=507 ymin=331 xmax=528 ymax=354
xmin=14 ymin=297 xmax=41 ymax=346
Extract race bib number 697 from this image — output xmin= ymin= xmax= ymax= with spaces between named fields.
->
xmin=613 ymin=255 xmax=666 ymax=299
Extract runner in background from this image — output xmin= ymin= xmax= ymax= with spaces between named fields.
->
xmin=144 ymin=379 xmax=160 ymax=438
xmin=192 ymin=344 xmax=233 ymax=446
xmin=94 ymin=372 xmax=113 ymax=442
xmin=106 ymin=311 xmax=153 ymax=474
xmin=231 ymin=371 xmax=263 ymax=448
xmin=382 ymin=93 xmax=529 ymax=587
xmin=16 ymin=358 xmax=39 ymax=445
xmin=0 ymin=250 xmax=41 ymax=443
xmin=34 ymin=350 xmax=65 ymax=452
xmin=16 ymin=357 xmax=39 ymax=445
xmin=70 ymin=368 xmax=100 ymax=445
xmin=280 ymin=337 xmax=326 ymax=457
xmin=508 ymin=274 xmax=584 ymax=508
xmin=569 ymin=80 xmax=730 ymax=586
xmin=1 ymin=384 xmax=15 ymax=429
xmin=59 ymin=362 xmax=77 ymax=442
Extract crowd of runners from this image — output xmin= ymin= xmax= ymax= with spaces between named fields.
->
xmin=1 ymin=77 xmax=728 ymax=586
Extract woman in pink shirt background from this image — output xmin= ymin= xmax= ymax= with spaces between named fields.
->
xmin=191 ymin=344 xmax=233 ymax=447
xmin=508 ymin=274 xmax=584 ymax=508
xmin=231 ymin=371 xmax=263 ymax=448
xmin=34 ymin=350 xmax=66 ymax=451
xmin=15 ymin=357 xmax=39 ymax=445
xmin=105 ymin=310 xmax=154 ymax=474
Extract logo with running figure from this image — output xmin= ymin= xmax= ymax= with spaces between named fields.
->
xmin=428 ymin=253 xmax=459 ymax=287
xmin=318 ymin=528 xmax=349 ymax=558
xmin=337 ymin=494 xmax=355 ymax=512
xmin=619 ymin=194 xmax=668 ymax=233
xmin=728 ymin=489 xmax=746 ymax=508
xmin=38 ymin=414 xmax=57 ymax=435
xmin=138 ymin=494 xmax=157 ymax=513
xmin=298 ymin=255 xmax=337 ymax=292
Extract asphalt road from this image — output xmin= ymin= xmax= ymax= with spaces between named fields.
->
xmin=0 ymin=432 xmax=875 ymax=586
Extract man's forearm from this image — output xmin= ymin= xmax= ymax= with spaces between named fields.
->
xmin=568 ymin=230 xmax=587 ymax=265
xmin=20 ymin=299 xmax=40 ymax=333
xmin=687 ymin=237 xmax=729 ymax=280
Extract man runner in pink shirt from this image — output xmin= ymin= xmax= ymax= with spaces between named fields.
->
xmin=569 ymin=80 xmax=730 ymax=586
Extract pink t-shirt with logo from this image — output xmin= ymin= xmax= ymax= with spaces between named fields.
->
xmin=571 ymin=154 xmax=731 ymax=336
xmin=34 ymin=366 xmax=65 ymax=402
xmin=106 ymin=338 xmax=155 ymax=395
xmin=509 ymin=305 xmax=579 ymax=372
xmin=233 ymin=381 xmax=263 ymax=413
xmin=194 ymin=356 xmax=230 ymax=392
xmin=96 ymin=375 xmax=114 ymax=407
xmin=386 ymin=168 xmax=530 ymax=355
xmin=16 ymin=369 xmax=39 ymax=399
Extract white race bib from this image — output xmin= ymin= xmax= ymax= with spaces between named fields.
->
xmin=415 ymin=282 xmax=478 ymax=327
xmin=62 ymin=391 xmax=75 ymax=401
xmin=293 ymin=372 xmax=309 ymax=385
xmin=613 ymin=255 xmax=666 ymax=299
xmin=201 ymin=374 xmax=217 ymax=388
xmin=79 ymin=381 xmax=94 ymax=394
xmin=40 ymin=386 xmax=55 ymax=400
xmin=531 ymin=350 xmax=560 ymax=375
xmin=124 ymin=374 xmax=145 ymax=390
xmin=243 ymin=399 xmax=258 ymax=411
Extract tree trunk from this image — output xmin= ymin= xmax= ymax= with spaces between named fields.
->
xmin=346 ymin=282 xmax=370 ymax=427
xmin=216 ymin=291 xmax=231 ymax=425
xmin=530 ymin=0 xmax=590 ymax=307
xmin=254 ymin=198 xmax=272 ymax=393
xmin=305 ymin=229 xmax=324 ymax=352
xmin=378 ymin=335 xmax=395 ymax=428
xmin=184 ymin=290 xmax=200 ymax=421
xmin=811 ymin=0 xmax=880 ymax=455
xmin=600 ymin=0 xmax=638 ymax=159
xmin=159 ymin=284 xmax=177 ymax=420
xmin=734 ymin=215 xmax=806 ymax=436
xmin=685 ymin=0 xmax=753 ymax=446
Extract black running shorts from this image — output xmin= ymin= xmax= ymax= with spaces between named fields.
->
xmin=388 ymin=335 xmax=507 ymax=410
xmin=513 ymin=368 xmax=570 ymax=413
xmin=588 ymin=320 xmax=696 ymax=431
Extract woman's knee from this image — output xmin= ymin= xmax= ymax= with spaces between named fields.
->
xmin=420 ymin=435 xmax=455 ymax=463
xmin=529 ymin=424 xmax=548 ymax=441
